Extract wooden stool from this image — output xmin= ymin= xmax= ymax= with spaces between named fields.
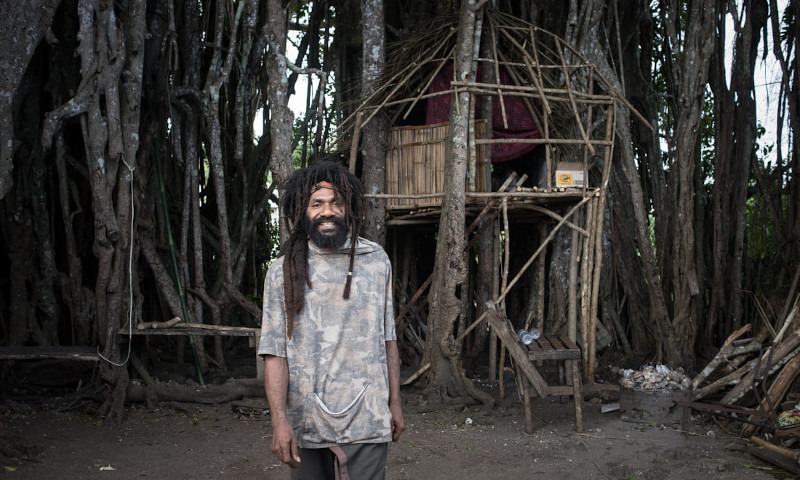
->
xmin=516 ymin=335 xmax=583 ymax=433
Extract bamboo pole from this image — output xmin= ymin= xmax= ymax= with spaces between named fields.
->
xmin=586 ymin=104 xmax=616 ymax=379
xmin=536 ymin=225 xmax=547 ymax=333
xmin=553 ymin=39 xmax=595 ymax=155
xmin=498 ymin=198 xmax=511 ymax=397
xmin=348 ymin=110 xmax=364 ymax=173
xmin=579 ymin=201 xmax=592 ymax=357
xmin=489 ymin=219 xmax=500 ymax=383
xmin=488 ymin=19 xmax=509 ymax=130
xmin=568 ymin=226 xmax=580 ymax=342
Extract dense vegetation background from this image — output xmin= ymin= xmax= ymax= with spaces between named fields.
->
xmin=0 ymin=0 xmax=797 ymax=414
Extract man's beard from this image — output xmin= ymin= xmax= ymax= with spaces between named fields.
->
xmin=304 ymin=216 xmax=348 ymax=249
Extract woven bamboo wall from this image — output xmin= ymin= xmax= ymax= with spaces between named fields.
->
xmin=385 ymin=121 xmax=487 ymax=209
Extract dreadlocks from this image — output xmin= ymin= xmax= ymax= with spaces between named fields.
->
xmin=279 ymin=161 xmax=365 ymax=338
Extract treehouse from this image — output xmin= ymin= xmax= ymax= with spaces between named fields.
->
xmin=346 ymin=12 xmax=628 ymax=393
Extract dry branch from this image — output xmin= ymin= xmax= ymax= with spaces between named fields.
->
xmin=691 ymin=324 xmax=752 ymax=390
xmin=720 ymin=330 xmax=800 ymax=405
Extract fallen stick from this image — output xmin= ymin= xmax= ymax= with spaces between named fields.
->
xmin=692 ymin=324 xmax=751 ymax=389
xmin=692 ymin=358 xmax=755 ymax=401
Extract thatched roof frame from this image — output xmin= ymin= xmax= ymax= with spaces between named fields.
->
xmin=344 ymin=10 xmax=634 ymax=159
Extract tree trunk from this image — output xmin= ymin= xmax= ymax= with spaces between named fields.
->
xmin=423 ymin=0 xmax=492 ymax=406
xmin=707 ymin=0 xmax=768 ymax=346
xmin=664 ymin=0 xmax=717 ymax=370
xmin=266 ymin=0 xmax=294 ymax=242
xmin=0 ymin=0 xmax=61 ymax=200
xmin=361 ymin=0 xmax=387 ymax=245
xmin=570 ymin=0 xmax=677 ymax=362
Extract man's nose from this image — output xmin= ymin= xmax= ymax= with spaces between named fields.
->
xmin=320 ymin=202 xmax=335 ymax=216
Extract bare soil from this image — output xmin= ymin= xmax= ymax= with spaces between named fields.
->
xmin=0 ymin=362 xmax=787 ymax=480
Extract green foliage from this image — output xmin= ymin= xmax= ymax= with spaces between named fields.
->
xmin=699 ymin=87 xmax=715 ymax=183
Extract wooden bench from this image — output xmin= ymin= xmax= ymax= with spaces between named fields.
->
xmin=0 ymin=346 xmax=100 ymax=362
xmin=120 ymin=323 xmax=262 ymax=378
xmin=516 ymin=335 xmax=583 ymax=433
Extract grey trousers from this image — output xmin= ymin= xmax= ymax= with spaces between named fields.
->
xmin=290 ymin=443 xmax=388 ymax=480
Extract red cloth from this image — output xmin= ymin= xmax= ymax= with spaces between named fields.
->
xmin=425 ymin=62 xmax=540 ymax=162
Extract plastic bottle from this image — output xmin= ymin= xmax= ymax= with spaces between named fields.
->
xmin=517 ymin=329 xmax=534 ymax=345
xmin=528 ymin=327 xmax=541 ymax=341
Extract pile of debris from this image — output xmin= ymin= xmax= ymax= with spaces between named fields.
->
xmin=688 ymin=290 xmax=800 ymax=474
xmin=618 ymin=364 xmax=691 ymax=393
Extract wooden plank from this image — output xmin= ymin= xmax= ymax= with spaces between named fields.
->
xmin=0 ymin=346 xmax=99 ymax=362
xmin=527 ymin=336 xmax=580 ymax=361
xmin=548 ymin=336 xmax=566 ymax=350
xmin=125 ymin=324 xmax=259 ymax=337
xmin=559 ymin=335 xmax=580 ymax=350
xmin=538 ymin=337 xmax=554 ymax=353
xmin=485 ymin=308 xmax=551 ymax=397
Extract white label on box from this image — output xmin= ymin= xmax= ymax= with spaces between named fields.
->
xmin=556 ymin=170 xmax=584 ymax=187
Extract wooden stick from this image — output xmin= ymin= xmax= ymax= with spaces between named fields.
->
xmin=348 ymin=111 xmax=363 ymax=173
xmin=749 ymin=435 xmax=800 ymax=466
xmin=691 ymin=324 xmax=752 ymax=389
xmin=691 ymin=356 xmax=757 ymax=401
xmin=137 ymin=317 xmax=182 ymax=330
xmin=553 ymin=39 xmax=595 ymax=155
xmin=401 ymin=362 xmax=430 ymax=386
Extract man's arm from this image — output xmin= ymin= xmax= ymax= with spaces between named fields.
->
xmin=385 ymin=340 xmax=405 ymax=441
xmin=264 ymin=355 xmax=301 ymax=466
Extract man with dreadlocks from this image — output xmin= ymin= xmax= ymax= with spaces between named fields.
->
xmin=258 ymin=161 xmax=404 ymax=479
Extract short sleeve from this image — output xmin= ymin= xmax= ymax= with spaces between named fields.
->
xmin=258 ymin=261 xmax=288 ymax=358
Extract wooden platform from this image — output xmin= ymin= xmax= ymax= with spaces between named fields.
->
xmin=120 ymin=322 xmax=263 ymax=379
xmin=378 ymin=188 xmax=599 ymax=225
xmin=0 ymin=346 xmax=100 ymax=362
xmin=125 ymin=324 xmax=259 ymax=337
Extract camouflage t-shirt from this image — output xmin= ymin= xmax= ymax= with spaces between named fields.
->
xmin=258 ymin=237 xmax=396 ymax=448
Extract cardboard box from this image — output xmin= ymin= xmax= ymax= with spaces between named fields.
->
xmin=555 ymin=162 xmax=585 ymax=187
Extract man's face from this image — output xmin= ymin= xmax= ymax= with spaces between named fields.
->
xmin=304 ymin=186 xmax=348 ymax=249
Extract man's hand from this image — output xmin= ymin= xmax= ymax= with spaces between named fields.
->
xmin=389 ymin=401 xmax=405 ymax=441
xmin=263 ymin=355 xmax=299 ymax=467
xmin=271 ymin=419 xmax=301 ymax=467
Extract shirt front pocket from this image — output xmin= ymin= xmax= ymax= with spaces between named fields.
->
xmin=301 ymin=383 xmax=370 ymax=444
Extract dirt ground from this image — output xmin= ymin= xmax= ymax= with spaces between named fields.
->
xmin=0 ymin=362 xmax=789 ymax=480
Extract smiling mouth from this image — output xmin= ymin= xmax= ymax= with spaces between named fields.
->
xmin=317 ymin=221 xmax=338 ymax=233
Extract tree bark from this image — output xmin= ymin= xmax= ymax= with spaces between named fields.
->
xmin=424 ymin=0 xmax=492 ymax=406
xmin=664 ymin=0 xmax=717 ymax=370
xmin=706 ymin=0 xmax=768 ymax=346
xmin=0 ymin=0 xmax=62 ymax=200
xmin=361 ymin=0 xmax=388 ymax=245
xmin=266 ymin=0 xmax=294 ymax=243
